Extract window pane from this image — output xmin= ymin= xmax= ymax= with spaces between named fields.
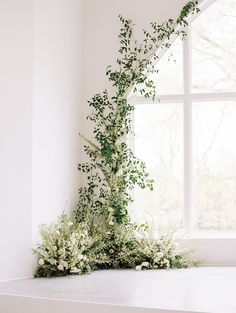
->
xmin=150 ymin=37 xmax=183 ymax=95
xmin=191 ymin=0 xmax=236 ymax=93
xmin=193 ymin=101 xmax=236 ymax=230
xmin=131 ymin=103 xmax=184 ymax=232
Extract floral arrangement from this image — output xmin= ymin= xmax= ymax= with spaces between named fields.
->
xmin=34 ymin=214 xmax=196 ymax=277
xmin=34 ymin=215 xmax=101 ymax=277
xmin=34 ymin=1 xmax=199 ymax=277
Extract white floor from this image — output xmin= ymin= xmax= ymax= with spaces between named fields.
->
xmin=0 ymin=267 xmax=236 ymax=313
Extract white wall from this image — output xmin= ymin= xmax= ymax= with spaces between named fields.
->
xmin=0 ymin=0 xmax=34 ymax=280
xmin=0 ymin=0 xmax=83 ymax=281
xmin=32 ymin=0 xmax=83 ymax=244
xmin=1 ymin=0 xmax=222 ymax=281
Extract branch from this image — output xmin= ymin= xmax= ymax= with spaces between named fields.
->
xmin=79 ymin=133 xmax=101 ymax=152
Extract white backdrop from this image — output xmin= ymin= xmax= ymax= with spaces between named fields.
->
xmin=0 ymin=0 xmax=83 ymax=281
xmin=2 ymin=0 xmax=231 ymax=282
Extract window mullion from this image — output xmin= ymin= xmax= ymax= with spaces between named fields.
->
xmin=183 ymin=26 xmax=193 ymax=233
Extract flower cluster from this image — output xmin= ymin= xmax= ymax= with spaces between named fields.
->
xmin=34 ymin=214 xmax=107 ymax=277
xmin=134 ymin=236 xmax=192 ymax=270
xmin=34 ymin=214 xmax=197 ymax=277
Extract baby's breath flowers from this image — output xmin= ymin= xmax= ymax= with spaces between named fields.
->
xmin=33 ymin=214 xmax=98 ymax=277
xmin=34 ymin=214 xmax=197 ymax=277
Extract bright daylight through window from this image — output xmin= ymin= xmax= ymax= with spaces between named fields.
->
xmin=131 ymin=0 xmax=236 ymax=233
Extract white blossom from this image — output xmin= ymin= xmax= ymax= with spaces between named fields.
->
xmin=57 ymin=264 xmax=64 ymax=271
xmin=153 ymin=257 xmax=160 ymax=263
xmin=116 ymin=168 xmax=123 ymax=176
xmin=135 ymin=265 xmax=142 ymax=271
xmin=141 ymin=261 xmax=149 ymax=267
xmin=70 ymin=267 xmax=81 ymax=274
xmin=163 ymin=259 xmax=170 ymax=268
xmin=157 ymin=252 xmax=164 ymax=258
xmin=77 ymin=254 xmax=84 ymax=261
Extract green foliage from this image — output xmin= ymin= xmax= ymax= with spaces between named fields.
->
xmin=33 ymin=214 xmax=107 ymax=277
xmin=95 ymin=222 xmax=197 ymax=270
xmin=34 ymin=214 xmax=198 ymax=277
xmin=34 ymin=1 xmax=199 ymax=277
xmin=76 ymin=0 xmax=199 ymax=225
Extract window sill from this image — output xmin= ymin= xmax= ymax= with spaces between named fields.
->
xmin=180 ymin=230 xmax=236 ymax=240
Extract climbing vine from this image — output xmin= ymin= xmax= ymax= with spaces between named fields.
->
xmin=76 ymin=1 xmax=199 ymax=225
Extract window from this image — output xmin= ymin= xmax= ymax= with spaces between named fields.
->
xmin=132 ymin=102 xmax=184 ymax=232
xmin=131 ymin=0 xmax=236 ymax=234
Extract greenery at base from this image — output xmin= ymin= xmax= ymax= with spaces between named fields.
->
xmin=34 ymin=1 xmax=199 ymax=278
xmin=34 ymin=214 xmax=197 ymax=277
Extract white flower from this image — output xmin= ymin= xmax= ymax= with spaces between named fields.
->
xmin=70 ymin=267 xmax=81 ymax=274
xmin=68 ymin=221 xmax=73 ymax=227
xmin=70 ymin=234 xmax=77 ymax=244
xmin=163 ymin=259 xmax=170 ymax=268
xmin=135 ymin=265 xmax=142 ymax=271
xmin=141 ymin=261 xmax=149 ymax=267
xmin=58 ymin=248 xmax=65 ymax=255
xmin=77 ymin=254 xmax=84 ymax=261
xmin=57 ymin=264 xmax=64 ymax=271
xmin=115 ymin=137 xmax=123 ymax=147
xmin=38 ymin=259 xmax=44 ymax=266
xmin=61 ymin=261 xmax=68 ymax=268
xmin=109 ymin=221 xmax=114 ymax=225
xmin=83 ymin=255 xmax=87 ymax=261
xmin=108 ymin=207 xmax=114 ymax=213
xmin=116 ymin=168 xmax=123 ymax=176
xmin=157 ymin=252 xmax=164 ymax=258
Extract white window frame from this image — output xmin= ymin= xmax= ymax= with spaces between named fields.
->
xmin=130 ymin=0 xmax=236 ymax=250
